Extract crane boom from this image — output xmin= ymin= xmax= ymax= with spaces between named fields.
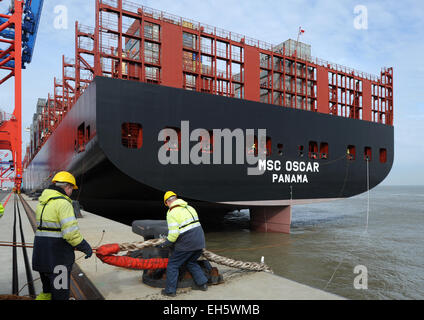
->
xmin=0 ymin=0 xmax=44 ymax=190
xmin=0 ymin=0 xmax=44 ymax=68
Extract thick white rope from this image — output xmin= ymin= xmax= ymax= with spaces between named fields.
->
xmin=118 ymin=238 xmax=273 ymax=273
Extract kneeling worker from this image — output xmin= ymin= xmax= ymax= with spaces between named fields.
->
xmin=32 ymin=171 xmax=93 ymax=300
xmin=160 ymin=191 xmax=208 ymax=297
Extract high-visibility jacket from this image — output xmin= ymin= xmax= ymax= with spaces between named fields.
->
xmin=0 ymin=203 xmax=4 ymax=219
xmin=32 ymin=186 xmax=84 ymax=272
xmin=166 ymin=199 xmax=205 ymax=251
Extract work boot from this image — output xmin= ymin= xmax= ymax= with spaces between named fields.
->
xmin=35 ymin=292 xmax=52 ymax=300
xmin=161 ymin=289 xmax=176 ymax=297
xmin=192 ymin=283 xmax=208 ymax=291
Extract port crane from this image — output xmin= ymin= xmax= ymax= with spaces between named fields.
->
xmin=0 ymin=0 xmax=44 ymax=190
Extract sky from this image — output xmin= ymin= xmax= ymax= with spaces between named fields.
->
xmin=0 ymin=0 xmax=423 ymax=185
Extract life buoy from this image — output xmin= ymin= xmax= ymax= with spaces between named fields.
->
xmin=96 ymin=243 xmax=169 ymax=270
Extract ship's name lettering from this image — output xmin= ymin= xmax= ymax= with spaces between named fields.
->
xmin=258 ymin=160 xmax=319 ymax=173
xmin=272 ymin=173 xmax=308 ymax=183
xmin=259 ymin=160 xmax=319 ymax=184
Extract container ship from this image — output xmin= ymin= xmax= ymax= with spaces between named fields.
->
xmin=22 ymin=0 xmax=394 ymax=233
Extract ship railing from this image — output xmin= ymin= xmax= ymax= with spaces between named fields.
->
xmin=201 ymin=24 xmax=215 ymax=37
xmin=144 ymin=30 xmax=160 ymax=42
xmin=122 ymin=0 xmax=143 ymax=16
xmin=312 ymin=57 xmax=380 ymax=82
xmin=78 ymin=23 xmax=95 ymax=35
xmin=144 ymin=53 xmax=160 ymax=65
xmin=100 ymin=0 xmax=118 ymax=8
xmin=232 ymin=51 xmax=243 ymax=61
xmin=78 ymin=37 xmax=94 ymax=52
xmin=182 ymin=18 xmax=200 ymax=31
xmin=161 ymin=12 xmax=181 ymax=26
xmin=64 ymin=69 xmax=75 ymax=78
xmin=99 ymin=44 xmax=115 ymax=56
xmin=140 ymin=6 xmax=163 ymax=21
xmin=145 ymin=70 xmax=160 ymax=82
xmin=100 ymin=30 xmax=118 ymax=45
xmin=232 ymin=72 xmax=244 ymax=82
xmin=216 ymin=68 xmax=229 ymax=79
xmin=79 ymin=70 xmax=94 ymax=82
xmin=99 ymin=13 xmax=120 ymax=33
xmin=200 ymin=44 xmax=212 ymax=55
xmin=230 ymin=31 xmax=244 ymax=44
xmin=64 ymin=57 xmax=75 ymax=65
xmin=122 ymin=19 xmax=137 ymax=33
xmin=215 ymin=47 xmax=227 ymax=59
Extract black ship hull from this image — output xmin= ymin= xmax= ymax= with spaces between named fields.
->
xmin=23 ymin=77 xmax=394 ymax=224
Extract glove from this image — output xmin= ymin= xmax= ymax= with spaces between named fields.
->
xmin=156 ymin=239 xmax=173 ymax=249
xmin=75 ymin=239 xmax=93 ymax=259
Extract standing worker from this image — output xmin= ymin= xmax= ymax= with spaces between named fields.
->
xmin=32 ymin=171 xmax=93 ymax=300
xmin=159 ymin=191 xmax=208 ymax=297
xmin=0 ymin=202 xmax=4 ymax=219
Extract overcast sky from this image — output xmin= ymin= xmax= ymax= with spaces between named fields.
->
xmin=0 ymin=0 xmax=423 ymax=185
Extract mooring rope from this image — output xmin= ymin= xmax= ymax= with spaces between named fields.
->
xmin=117 ymin=238 xmax=273 ymax=273
xmin=201 ymin=250 xmax=273 ymax=273
xmin=119 ymin=238 xmax=165 ymax=251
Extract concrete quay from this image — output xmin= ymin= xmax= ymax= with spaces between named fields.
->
xmin=0 ymin=193 xmax=344 ymax=300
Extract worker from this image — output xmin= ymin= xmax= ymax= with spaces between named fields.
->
xmin=159 ymin=191 xmax=208 ymax=297
xmin=0 ymin=203 xmax=4 ymax=219
xmin=32 ymin=171 xmax=93 ymax=300
xmin=347 ymin=148 xmax=353 ymax=160
xmin=247 ymin=143 xmax=256 ymax=155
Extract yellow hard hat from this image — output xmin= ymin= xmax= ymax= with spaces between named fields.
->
xmin=164 ymin=191 xmax=177 ymax=205
xmin=52 ymin=171 xmax=78 ymax=190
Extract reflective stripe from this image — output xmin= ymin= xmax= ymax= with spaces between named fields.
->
xmin=168 ymin=222 xmax=179 ymax=227
xmin=35 ymin=230 xmax=63 ymax=238
xmin=62 ymin=225 xmax=79 ymax=236
xmin=60 ymin=216 xmax=76 ymax=225
xmin=180 ymin=222 xmax=201 ymax=234
xmin=36 ymin=221 xmax=61 ymax=229
xmin=179 ymin=217 xmax=196 ymax=227
xmin=168 ymin=229 xmax=179 ymax=234
xmin=179 ymin=218 xmax=199 ymax=230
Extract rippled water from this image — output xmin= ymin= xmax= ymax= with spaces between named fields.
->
xmin=204 ymin=185 xmax=424 ymax=300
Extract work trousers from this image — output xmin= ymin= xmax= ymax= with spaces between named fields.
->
xmin=165 ymin=249 xmax=208 ymax=294
xmin=39 ymin=264 xmax=72 ymax=300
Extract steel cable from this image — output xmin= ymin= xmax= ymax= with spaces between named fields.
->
xmin=12 ymin=195 xmax=18 ymax=295
xmin=16 ymin=199 xmax=36 ymax=297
